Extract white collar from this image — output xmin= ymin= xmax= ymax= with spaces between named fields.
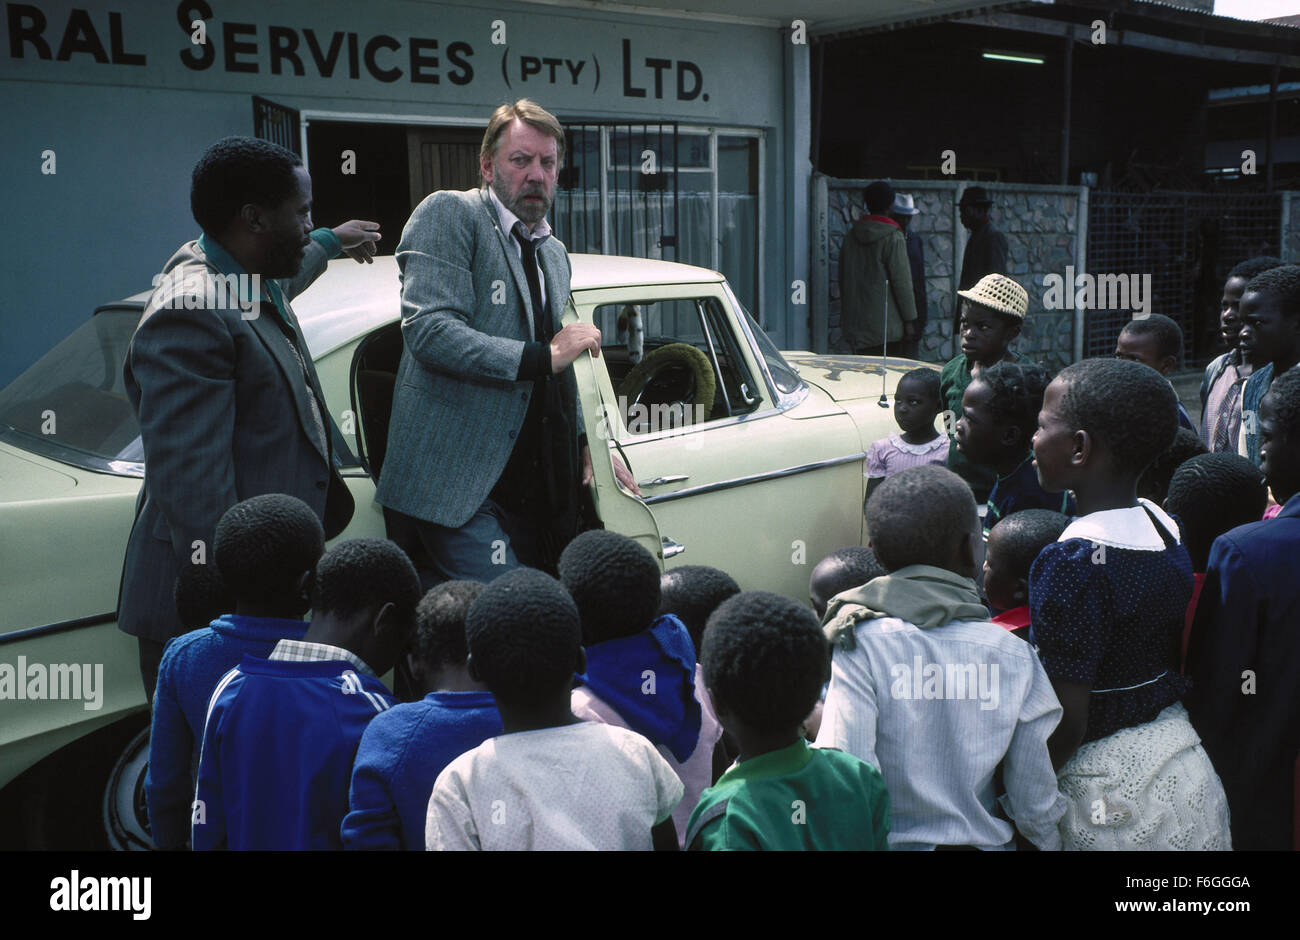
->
xmin=486 ymin=185 xmax=551 ymax=243
xmin=890 ymin=433 xmax=947 ymax=455
xmin=1058 ymin=498 xmax=1180 ymax=552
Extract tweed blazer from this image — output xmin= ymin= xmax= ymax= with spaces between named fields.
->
xmin=377 ymin=187 xmax=576 ymax=528
xmin=117 ymin=233 xmax=354 ymax=643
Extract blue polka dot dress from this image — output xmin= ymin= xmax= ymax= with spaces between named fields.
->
xmin=1028 ymin=500 xmax=1192 ymax=744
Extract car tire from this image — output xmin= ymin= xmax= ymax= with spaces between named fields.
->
xmin=0 ymin=711 xmax=151 ymax=850
xmin=103 ymin=725 xmax=156 ymax=851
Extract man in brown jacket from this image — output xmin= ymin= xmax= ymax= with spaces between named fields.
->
xmin=838 ymin=180 xmax=917 ymax=356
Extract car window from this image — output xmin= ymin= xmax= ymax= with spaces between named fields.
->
xmin=0 ymin=309 xmax=142 ymax=466
xmin=592 ymin=296 xmax=761 ymax=436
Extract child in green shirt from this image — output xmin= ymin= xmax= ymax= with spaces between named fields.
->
xmin=685 ymin=591 xmax=890 ymax=851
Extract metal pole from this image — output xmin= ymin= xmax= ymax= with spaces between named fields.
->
xmin=879 ymin=278 xmax=890 ymax=406
xmin=1266 ymin=63 xmax=1279 ymax=194
xmin=1061 ymin=36 xmax=1073 ymax=186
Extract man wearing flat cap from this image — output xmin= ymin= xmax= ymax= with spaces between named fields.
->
xmin=954 ymin=186 xmax=1009 ymax=338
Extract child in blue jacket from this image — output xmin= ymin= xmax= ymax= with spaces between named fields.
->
xmin=191 ymin=538 xmax=421 ymax=851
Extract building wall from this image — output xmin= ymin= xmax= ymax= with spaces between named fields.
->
xmin=1 ymin=0 xmax=789 ymax=384
xmin=815 ymin=177 xmax=1084 ymax=374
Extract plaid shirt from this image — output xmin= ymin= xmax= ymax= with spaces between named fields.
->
xmin=269 ymin=639 xmax=375 ymax=677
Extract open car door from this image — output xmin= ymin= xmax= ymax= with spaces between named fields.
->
xmin=564 ymin=299 xmax=667 ymax=568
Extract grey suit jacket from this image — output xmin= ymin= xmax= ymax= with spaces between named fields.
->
xmin=117 ymin=233 xmax=354 ymax=643
xmin=377 ymin=187 xmax=576 ymax=527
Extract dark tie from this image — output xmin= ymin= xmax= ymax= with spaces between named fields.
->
xmin=513 ymin=228 xmax=548 ymax=342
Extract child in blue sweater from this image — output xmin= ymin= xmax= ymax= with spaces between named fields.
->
xmin=146 ymin=493 xmax=324 ymax=850
xmin=191 ymin=538 xmax=421 ymax=851
xmin=559 ymin=530 xmax=723 ymax=847
xmin=343 ymin=581 xmax=503 ymax=850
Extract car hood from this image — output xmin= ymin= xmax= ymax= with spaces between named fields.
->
xmin=0 ymin=441 xmax=80 ymax=502
xmin=784 ymin=354 xmax=933 ymax=403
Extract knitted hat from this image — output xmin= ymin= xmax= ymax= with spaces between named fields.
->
xmin=957 ymin=274 xmax=1028 ymax=321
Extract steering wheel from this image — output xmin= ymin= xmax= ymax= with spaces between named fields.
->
xmin=617 ymin=343 xmax=717 ymax=433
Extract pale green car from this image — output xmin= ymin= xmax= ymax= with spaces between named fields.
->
xmin=0 ymin=253 xmax=932 ymax=848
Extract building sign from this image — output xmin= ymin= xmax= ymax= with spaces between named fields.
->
xmin=2 ymin=1 xmax=775 ymax=122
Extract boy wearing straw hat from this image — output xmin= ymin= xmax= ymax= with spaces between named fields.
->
xmin=941 ymin=273 xmax=1027 ymax=503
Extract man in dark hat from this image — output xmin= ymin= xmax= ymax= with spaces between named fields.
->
xmin=954 ymin=186 xmax=1009 ymax=337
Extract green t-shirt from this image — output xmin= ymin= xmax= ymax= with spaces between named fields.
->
xmin=685 ymin=739 xmax=891 ymax=851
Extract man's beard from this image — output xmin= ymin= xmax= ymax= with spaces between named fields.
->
xmin=494 ymin=176 xmax=552 ymax=225
xmin=265 ymin=240 xmax=306 ymax=280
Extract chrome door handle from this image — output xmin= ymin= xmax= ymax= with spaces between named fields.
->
xmin=640 ymin=474 xmax=689 ymax=488
xmin=661 ymin=536 xmax=686 ymax=559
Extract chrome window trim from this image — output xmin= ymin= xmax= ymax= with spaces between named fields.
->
xmin=0 ymin=427 xmax=144 ymax=478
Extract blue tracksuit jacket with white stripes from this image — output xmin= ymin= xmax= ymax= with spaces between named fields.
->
xmin=192 ymin=654 xmax=395 ymax=850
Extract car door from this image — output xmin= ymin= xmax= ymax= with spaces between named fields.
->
xmin=573 ymin=284 xmax=866 ymax=602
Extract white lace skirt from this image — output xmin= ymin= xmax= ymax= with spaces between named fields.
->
xmin=1057 ymin=702 xmax=1232 ymax=850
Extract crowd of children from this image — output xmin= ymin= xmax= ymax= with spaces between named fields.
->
xmin=142 ymin=261 xmax=1300 ymax=851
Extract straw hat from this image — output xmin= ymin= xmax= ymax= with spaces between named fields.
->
xmin=957 ymin=274 xmax=1028 ymax=320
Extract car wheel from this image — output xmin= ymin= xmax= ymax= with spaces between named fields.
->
xmin=103 ymin=726 xmax=156 ymax=851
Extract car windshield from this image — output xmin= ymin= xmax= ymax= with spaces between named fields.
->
xmin=732 ymin=296 xmax=805 ymax=397
xmin=0 ymin=308 xmax=144 ymax=469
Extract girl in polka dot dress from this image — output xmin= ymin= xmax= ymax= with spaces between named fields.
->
xmin=1028 ymin=358 xmax=1230 ymax=851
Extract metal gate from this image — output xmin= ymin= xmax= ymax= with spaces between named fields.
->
xmin=1085 ymin=191 xmax=1281 ymax=367
xmin=554 ymin=123 xmax=679 ymax=260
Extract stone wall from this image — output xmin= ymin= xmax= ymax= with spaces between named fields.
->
xmin=816 ymin=177 xmax=1086 ymax=375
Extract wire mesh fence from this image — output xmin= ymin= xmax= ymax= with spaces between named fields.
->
xmin=1085 ymin=191 xmax=1281 ymax=367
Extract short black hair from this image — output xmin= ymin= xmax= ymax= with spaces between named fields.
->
xmin=1165 ymin=453 xmax=1267 ymax=570
xmin=987 ymin=510 xmax=1069 ymax=581
xmin=466 ymin=568 xmax=581 ymax=707
xmin=1138 ymin=427 xmax=1208 ymax=504
xmin=866 ymin=466 xmax=977 ymax=571
xmin=411 ymin=580 xmax=485 ymax=669
xmin=213 ymin=494 xmax=325 ymax=608
xmin=173 ymin=563 xmax=236 ymax=631
xmin=1244 ymin=264 xmax=1300 ymax=319
xmin=1266 ymin=364 xmax=1300 ymax=438
xmin=809 ymin=547 xmax=888 ymax=617
xmin=1228 ymin=256 xmax=1282 ymax=282
xmin=191 ymin=136 xmax=303 ymax=235
xmin=979 ymin=360 xmax=1052 ymax=446
xmin=1120 ymin=314 xmax=1183 ymax=363
xmin=311 ymin=538 xmax=422 ymax=637
xmin=1056 ymin=358 xmax=1179 ymax=475
xmin=898 ymin=367 xmax=941 ymax=407
xmin=864 ymin=180 xmax=895 ymax=215
xmin=658 ymin=565 xmax=741 ymax=655
xmin=557 ymin=530 xmax=661 ymax=645
xmin=701 ymin=591 xmax=828 ymax=731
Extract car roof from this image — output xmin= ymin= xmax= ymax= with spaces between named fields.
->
xmin=115 ymin=253 xmax=724 ymax=358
